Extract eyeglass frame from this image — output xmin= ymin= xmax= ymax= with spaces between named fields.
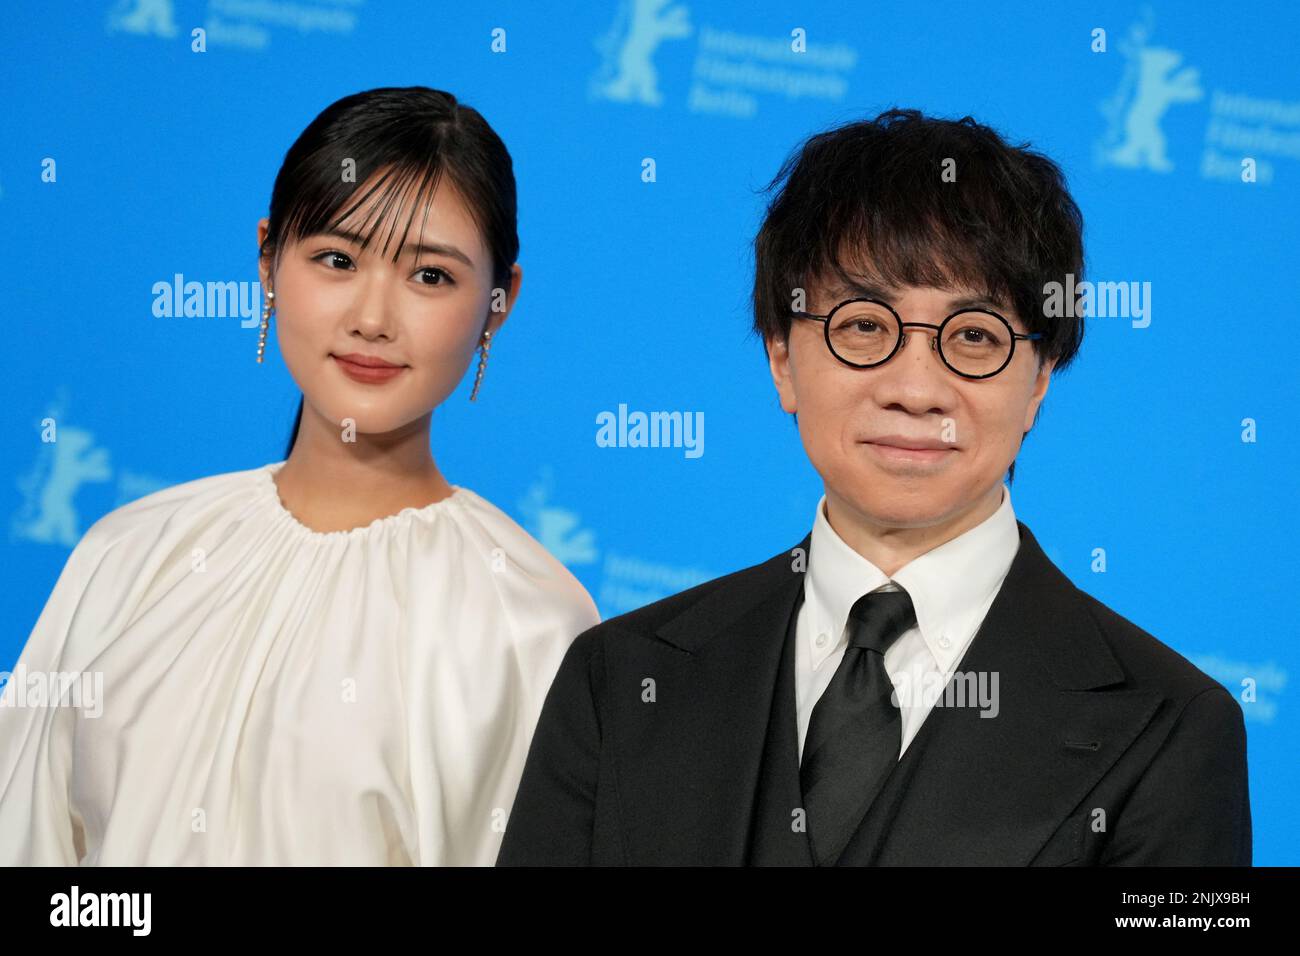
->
xmin=791 ymin=297 xmax=1044 ymax=380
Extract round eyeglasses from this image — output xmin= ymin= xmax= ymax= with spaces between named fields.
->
xmin=792 ymin=298 xmax=1043 ymax=380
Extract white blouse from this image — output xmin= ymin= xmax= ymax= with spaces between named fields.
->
xmin=0 ymin=461 xmax=600 ymax=865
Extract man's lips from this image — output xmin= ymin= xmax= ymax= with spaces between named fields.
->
xmin=865 ymin=434 xmax=953 ymax=451
xmin=862 ymin=438 xmax=956 ymax=463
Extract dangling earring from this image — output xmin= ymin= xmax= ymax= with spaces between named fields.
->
xmin=257 ymin=289 xmax=275 ymax=364
xmin=470 ymin=329 xmax=493 ymax=401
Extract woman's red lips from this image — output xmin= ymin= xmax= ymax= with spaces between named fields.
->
xmin=332 ymin=353 xmax=407 ymax=384
xmin=333 ymin=352 xmax=404 ymax=368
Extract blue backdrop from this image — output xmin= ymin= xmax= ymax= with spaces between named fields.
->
xmin=2 ymin=0 xmax=1295 ymax=864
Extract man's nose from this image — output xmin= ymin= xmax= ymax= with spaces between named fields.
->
xmin=870 ymin=327 xmax=955 ymax=412
xmin=895 ymin=327 xmax=940 ymax=362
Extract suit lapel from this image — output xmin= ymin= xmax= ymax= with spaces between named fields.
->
xmin=746 ymin=584 xmax=817 ymax=865
xmin=841 ymin=520 xmax=1164 ymax=865
xmin=613 ymin=537 xmax=809 ymax=865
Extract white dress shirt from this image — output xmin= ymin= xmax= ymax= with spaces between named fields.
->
xmin=795 ymin=484 xmax=1020 ymax=765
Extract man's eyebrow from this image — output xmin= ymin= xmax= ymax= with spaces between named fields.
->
xmin=828 ymin=279 xmax=1010 ymax=312
xmin=946 ymin=292 xmax=1012 ymax=312
xmin=319 ymin=228 xmax=476 ymax=268
xmin=826 ymin=279 xmax=903 ymax=301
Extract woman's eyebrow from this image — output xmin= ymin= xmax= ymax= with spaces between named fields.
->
xmin=319 ymin=228 xmax=476 ymax=268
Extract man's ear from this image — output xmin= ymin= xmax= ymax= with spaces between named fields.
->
xmin=1023 ymin=355 xmax=1056 ymax=433
xmin=767 ymin=333 xmax=798 ymax=415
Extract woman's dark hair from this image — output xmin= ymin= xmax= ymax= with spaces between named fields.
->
xmin=751 ymin=107 xmax=1086 ymax=482
xmin=259 ymin=86 xmax=520 ymax=459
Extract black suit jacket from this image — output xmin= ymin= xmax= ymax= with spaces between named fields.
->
xmin=497 ymin=520 xmax=1252 ymax=865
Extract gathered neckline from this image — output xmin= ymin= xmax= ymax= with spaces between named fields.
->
xmin=256 ymin=461 xmax=465 ymax=541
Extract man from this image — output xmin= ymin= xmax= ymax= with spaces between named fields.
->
xmin=497 ymin=108 xmax=1251 ymax=866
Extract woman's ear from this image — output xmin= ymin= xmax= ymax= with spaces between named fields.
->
xmin=256 ymin=217 xmax=272 ymax=291
xmin=486 ymin=263 xmax=523 ymax=337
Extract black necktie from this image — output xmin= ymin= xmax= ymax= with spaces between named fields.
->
xmin=800 ymin=586 xmax=917 ymax=865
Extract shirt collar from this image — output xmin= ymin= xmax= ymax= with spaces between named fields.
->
xmin=805 ymin=484 xmax=1020 ymax=673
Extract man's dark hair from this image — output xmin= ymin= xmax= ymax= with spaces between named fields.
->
xmin=751 ymin=107 xmax=1086 ymax=482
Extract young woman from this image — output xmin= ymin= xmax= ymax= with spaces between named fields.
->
xmin=0 ymin=87 xmax=600 ymax=865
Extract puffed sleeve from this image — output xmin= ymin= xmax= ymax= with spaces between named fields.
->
xmin=0 ymin=522 xmax=111 ymax=865
xmin=400 ymin=494 xmax=602 ymax=867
